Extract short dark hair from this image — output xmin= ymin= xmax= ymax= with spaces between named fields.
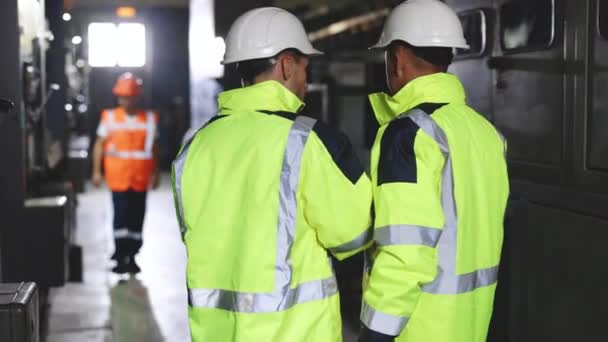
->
xmin=391 ymin=41 xmax=454 ymax=67
xmin=236 ymin=49 xmax=304 ymax=84
xmin=237 ymin=57 xmax=276 ymax=85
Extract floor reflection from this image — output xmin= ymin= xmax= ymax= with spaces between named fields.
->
xmin=111 ymin=277 xmax=163 ymax=341
xmin=46 ymin=177 xmax=189 ymax=342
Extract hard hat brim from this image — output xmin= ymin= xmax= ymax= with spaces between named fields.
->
xmin=222 ymin=48 xmax=324 ymax=65
xmin=369 ymin=38 xmax=470 ymax=50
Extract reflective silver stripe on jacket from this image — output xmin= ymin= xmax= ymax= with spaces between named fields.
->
xmin=375 ymin=225 xmax=441 ymax=247
xmin=172 ymin=116 xmax=222 ymax=237
xmin=362 ymin=108 xmax=500 ymax=335
xmin=172 ymin=145 xmax=189 ymax=237
xmin=174 ymin=116 xmax=339 ymax=312
xmin=361 ymin=301 xmax=409 ymax=336
xmin=105 ymin=110 xmax=156 ymax=160
xmin=188 ymin=273 xmax=337 ymax=313
xmin=328 ymin=227 xmax=374 ymax=254
xmin=405 ymin=109 xmax=499 ymax=294
xmin=496 ymin=129 xmax=507 ymax=158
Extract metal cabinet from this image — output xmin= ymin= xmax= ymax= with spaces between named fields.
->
xmin=447 ymin=1 xmax=608 ymax=341
xmin=448 ymin=0 xmax=496 ymax=119
xmin=0 ymin=282 xmax=39 ymax=342
xmin=491 ymin=0 xmax=566 ymax=184
xmin=3 ymin=195 xmax=72 ymax=288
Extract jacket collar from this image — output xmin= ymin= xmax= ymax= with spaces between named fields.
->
xmin=218 ymin=81 xmax=304 ymax=116
xmin=369 ymin=73 xmax=467 ymax=126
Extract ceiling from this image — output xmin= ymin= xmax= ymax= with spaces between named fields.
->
xmin=71 ymin=0 xmax=362 ymax=10
xmin=70 ymin=0 xmax=189 ymax=8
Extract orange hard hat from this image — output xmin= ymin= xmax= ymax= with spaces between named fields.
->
xmin=113 ymin=73 xmax=142 ymax=97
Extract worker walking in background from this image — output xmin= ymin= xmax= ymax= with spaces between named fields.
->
xmin=359 ymin=1 xmax=509 ymax=341
xmin=172 ymin=7 xmax=372 ymax=341
xmin=92 ymin=73 xmax=160 ymax=275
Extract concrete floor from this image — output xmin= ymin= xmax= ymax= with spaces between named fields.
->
xmin=46 ymin=178 xmax=190 ymax=342
xmin=44 ymin=176 xmax=359 ymax=342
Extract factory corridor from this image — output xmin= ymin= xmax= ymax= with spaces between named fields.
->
xmin=45 ymin=177 xmax=190 ymax=342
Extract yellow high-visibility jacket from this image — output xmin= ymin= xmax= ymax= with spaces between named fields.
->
xmin=362 ymin=73 xmax=509 ymax=342
xmin=172 ymin=81 xmax=373 ymax=342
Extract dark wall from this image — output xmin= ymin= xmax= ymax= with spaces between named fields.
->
xmin=46 ymin=0 xmax=68 ymax=143
xmin=0 ymin=0 xmax=23 ymax=283
xmin=0 ymin=0 xmax=26 ymax=204
xmin=214 ymin=0 xmax=273 ymax=90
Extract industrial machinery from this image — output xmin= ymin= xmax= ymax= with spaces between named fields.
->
xmin=283 ymin=0 xmax=608 ymax=341
xmin=0 ymin=0 xmax=80 ymax=335
xmin=0 ymin=282 xmax=39 ymax=342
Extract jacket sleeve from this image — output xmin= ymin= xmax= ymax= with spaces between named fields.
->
xmin=361 ymin=118 xmax=445 ymax=336
xmin=300 ymin=121 xmax=373 ymax=260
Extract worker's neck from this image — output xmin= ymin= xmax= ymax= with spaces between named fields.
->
xmin=395 ymin=68 xmax=448 ymax=95
xmin=121 ymin=106 xmax=137 ymax=115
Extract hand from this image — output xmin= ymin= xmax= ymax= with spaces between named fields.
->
xmin=92 ymin=172 xmax=103 ymax=187
xmin=149 ymin=172 xmax=160 ymax=190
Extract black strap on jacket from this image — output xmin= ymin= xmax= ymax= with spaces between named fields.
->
xmin=358 ymin=326 xmax=396 ymax=342
xmin=258 ymin=109 xmax=365 ymax=185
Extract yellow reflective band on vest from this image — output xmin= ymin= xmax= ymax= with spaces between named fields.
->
xmin=363 ymin=73 xmax=509 ymax=341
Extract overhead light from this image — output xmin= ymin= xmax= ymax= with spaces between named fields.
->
xmin=308 ymin=8 xmax=390 ymax=42
xmin=116 ymin=6 xmax=137 ymax=18
xmin=62 ymin=13 xmax=72 ymax=22
xmin=88 ymin=23 xmax=118 ymax=67
xmin=117 ymin=23 xmax=146 ymax=67
xmin=88 ymin=22 xmax=146 ymax=67
xmin=72 ymin=35 xmax=82 ymax=45
xmin=65 ymin=104 xmax=73 ymax=111
xmin=78 ymin=104 xmax=88 ymax=113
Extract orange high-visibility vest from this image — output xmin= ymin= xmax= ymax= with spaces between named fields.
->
xmin=101 ymin=107 xmax=158 ymax=192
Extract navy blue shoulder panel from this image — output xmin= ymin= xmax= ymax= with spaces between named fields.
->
xmin=415 ymin=103 xmax=448 ymax=116
xmin=312 ymin=121 xmax=364 ymax=185
xmin=378 ymin=117 xmax=420 ymax=185
xmin=377 ymin=103 xmax=447 ymax=186
xmin=256 ymin=110 xmax=296 ymax=121
xmin=204 ymin=114 xmax=228 ymax=127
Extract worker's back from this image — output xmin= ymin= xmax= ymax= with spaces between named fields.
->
xmin=433 ymin=103 xmax=509 ymax=277
xmin=364 ymin=73 xmax=509 ymax=342
xmin=173 ymin=81 xmax=372 ymax=341
xmin=405 ymin=103 xmax=509 ymax=342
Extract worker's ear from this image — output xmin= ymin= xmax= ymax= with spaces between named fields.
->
xmin=393 ymin=44 xmax=409 ymax=79
xmin=279 ymin=53 xmax=296 ymax=82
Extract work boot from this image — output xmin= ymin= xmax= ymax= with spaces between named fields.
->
xmin=126 ymin=256 xmax=141 ymax=274
xmin=111 ymin=257 xmax=130 ymax=274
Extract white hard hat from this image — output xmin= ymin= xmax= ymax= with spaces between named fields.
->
xmin=222 ymin=7 xmax=323 ymax=65
xmin=371 ymin=0 xmax=469 ymax=50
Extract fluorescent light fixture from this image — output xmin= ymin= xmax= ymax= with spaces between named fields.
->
xmin=117 ymin=23 xmax=146 ymax=67
xmin=88 ymin=23 xmax=118 ymax=67
xmin=88 ymin=22 xmax=146 ymax=67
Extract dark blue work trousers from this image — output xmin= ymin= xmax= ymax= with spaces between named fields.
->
xmin=112 ymin=190 xmax=147 ymax=258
